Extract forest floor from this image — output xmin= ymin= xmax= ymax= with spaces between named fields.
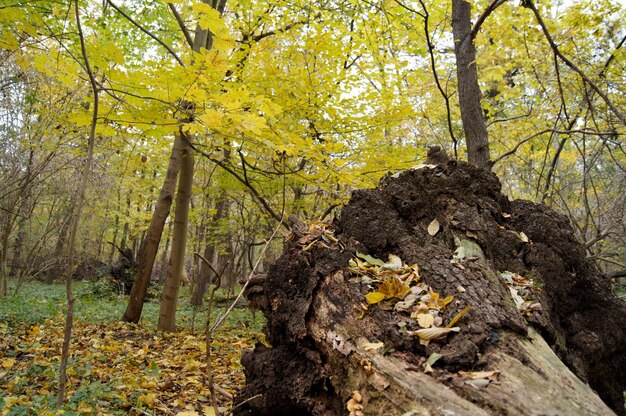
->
xmin=0 ymin=281 xmax=264 ymax=415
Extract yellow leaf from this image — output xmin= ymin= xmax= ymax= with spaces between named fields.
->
xmin=199 ymin=108 xmax=224 ymax=127
xmin=362 ymin=342 xmax=384 ymax=351
xmin=192 ymin=2 xmax=226 ymax=35
xmin=414 ymin=326 xmax=460 ymax=346
xmin=1 ymin=358 xmax=15 ymax=368
xmin=446 ymin=304 xmax=471 ymax=328
xmin=138 ymin=393 xmax=157 ymax=406
xmin=365 ymin=291 xmax=385 ymax=304
xmin=202 ymin=407 xmax=217 ymax=416
xmin=416 ymin=313 xmax=434 ymax=328
xmin=378 ymin=276 xmax=410 ymax=300
xmin=176 ymin=411 xmax=200 ymax=416
xmin=459 ymin=370 xmax=499 ymax=380
xmin=519 ymin=231 xmax=529 ymax=243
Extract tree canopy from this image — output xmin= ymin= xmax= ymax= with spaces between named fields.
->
xmin=1 ymin=0 xmax=625 ymax=294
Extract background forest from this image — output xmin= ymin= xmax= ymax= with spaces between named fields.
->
xmin=0 ymin=0 xmax=625 ymax=413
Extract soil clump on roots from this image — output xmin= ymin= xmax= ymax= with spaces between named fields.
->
xmin=235 ymin=161 xmax=626 ymax=416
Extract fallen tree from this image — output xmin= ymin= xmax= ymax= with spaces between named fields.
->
xmin=235 ymin=161 xmax=626 ymax=416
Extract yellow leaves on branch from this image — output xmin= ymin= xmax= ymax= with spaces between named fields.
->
xmin=191 ymin=1 xmax=233 ymax=52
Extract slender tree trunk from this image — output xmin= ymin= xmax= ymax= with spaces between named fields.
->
xmin=47 ymin=214 xmax=70 ymax=284
xmin=109 ymin=192 xmax=120 ymax=264
xmin=452 ymin=0 xmax=491 ymax=169
xmin=0 ymin=223 xmax=11 ymax=296
xmin=57 ymin=1 xmax=97 ymax=406
xmin=9 ymin=149 xmax=34 ymax=278
xmin=156 ymin=0 xmax=227 ymax=328
xmin=159 ymin=220 xmax=173 ymax=283
xmin=191 ymin=196 xmax=230 ymax=305
xmin=122 ymin=134 xmax=183 ymax=323
xmin=158 ymin=133 xmax=194 ymax=330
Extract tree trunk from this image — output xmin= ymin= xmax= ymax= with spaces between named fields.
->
xmin=56 ymin=2 xmax=98 ymax=405
xmin=159 ymin=220 xmax=173 ymax=283
xmin=236 ymin=162 xmax=625 ymax=416
xmin=122 ymin=134 xmax=183 ymax=323
xmin=9 ymin=149 xmax=34 ymax=278
xmin=0 ymin=221 xmax=11 ymax=296
xmin=191 ymin=195 xmax=230 ymax=305
xmin=452 ymin=0 xmax=491 ymax=169
xmin=156 ymin=0 xmax=227 ymax=324
xmin=157 ymin=133 xmax=194 ymax=330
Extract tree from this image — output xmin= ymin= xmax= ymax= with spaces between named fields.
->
xmin=451 ymin=0 xmax=492 ymax=169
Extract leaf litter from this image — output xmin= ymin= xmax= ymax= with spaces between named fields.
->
xmin=348 ymin=253 xmax=469 ymax=347
xmin=0 ymin=318 xmax=260 ymax=415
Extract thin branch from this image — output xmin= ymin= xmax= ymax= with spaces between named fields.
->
xmin=471 ymin=0 xmax=507 ymax=39
xmin=209 ymin=217 xmax=283 ymax=332
xmin=320 ymin=203 xmax=339 ymax=221
xmin=168 ymin=3 xmax=193 ymax=48
xmin=188 ymin=141 xmax=285 ymax=225
xmin=584 ymin=228 xmax=616 ymax=249
xmin=525 ymin=0 xmax=625 ymax=124
xmin=601 ymin=33 xmax=626 ymax=77
xmin=393 ymin=0 xmax=424 ymax=17
xmin=418 ymin=0 xmax=457 ymax=154
xmin=591 ymin=256 xmax=626 ymax=269
xmin=231 ymin=394 xmax=263 ymax=414
xmin=493 ymin=128 xmax=619 ymax=166
xmin=194 ymin=252 xmax=220 ymax=277
xmin=106 ymin=0 xmax=185 ymax=67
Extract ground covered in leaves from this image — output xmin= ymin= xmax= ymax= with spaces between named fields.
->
xmin=0 ymin=283 xmax=263 ymax=416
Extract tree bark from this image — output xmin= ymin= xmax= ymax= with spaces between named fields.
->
xmin=158 ymin=133 xmax=194 ymax=330
xmin=452 ymin=0 xmax=491 ymax=169
xmin=123 ymin=134 xmax=183 ymax=323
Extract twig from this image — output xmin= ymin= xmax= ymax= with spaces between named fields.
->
xmin=470 ymin=0 xmax=506 ymax=39
xmin=525 ymin=0 xmax=625 ymax=124
xmin=195 ymin=251 xmax=223 ymax=416
xmin=492 ymin=128 xmax=618 ymax=166
xmin=187 ymin=140 xmax=286 ymax=226
xmin=230 ymin=394 xmax=262 ymax=414
xmin=130 ymin=408 xmax=153 ymax=416
xmin=106 ymin=0 xmax=185 ymax=67
xmin=215 ymin=384 xmax=234 ymax=399
xmin=417 ymin=0 xmax=458 ymax=154
xmin=210 ymin=154 xmax=287 ymax=332
xmin=168 ymin=3 xmax=193 ymax=48
xmin=209 ymin=217 xmax=283 ymax=332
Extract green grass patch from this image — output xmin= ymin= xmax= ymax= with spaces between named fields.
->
xmin=0 ymin=280 xmax=265 ymax=333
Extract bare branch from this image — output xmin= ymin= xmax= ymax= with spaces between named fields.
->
xmin=471 ymin=0 xmax=507 ymax=40
xmin=187 ymin=140 xmax=285 ymax=225
xmin=418 ymin=0 xmax=458 ymax=155
xmin=525 ymin=0 xmax=625 ymax=124
xmin=601 ymin=33 xmax=626 ymax=77
xmin=168 ymin=3 xmax=193 ymax=48
xmin=209 ymin=216 xmax=284 ymax=332
xmin=106 ymin=0 xmax=185 ymax=67
xmin=493 ymin=129 xmax=619 ymax=166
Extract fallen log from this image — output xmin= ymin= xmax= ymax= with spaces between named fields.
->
xmin=235 ymin=162 xmax=626 ymax=416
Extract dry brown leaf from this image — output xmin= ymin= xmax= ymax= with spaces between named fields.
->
xmin=427 ymin=218 xmax=440 ymax=236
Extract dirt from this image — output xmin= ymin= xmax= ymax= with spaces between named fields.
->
xmin=234 ymin=161 xmax=626 ymax=415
